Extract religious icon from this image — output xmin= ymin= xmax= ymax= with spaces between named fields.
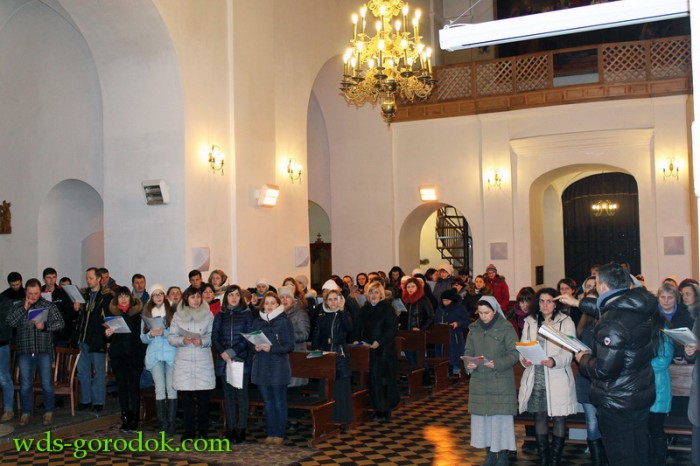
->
xmin=0 ymin=200 xmax=11 ymax=234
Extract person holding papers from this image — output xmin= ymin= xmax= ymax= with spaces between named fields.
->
xmin=435 ymin=289 xmax=470 ymax=376
xmin=575 ymin=264 xmax=657 ymax=466
xmin=212 ymin=285 xmax=253 ymax=443
xmin=463 ymin=295 xmax=519 ymax=466
xmin=105 ymin=287 xmax=146 ymax=433
xmin=657 ymin=282 xmax=694 ymax=358
xmin=352 ymin=281 xmax=399 ymax=423
xmin=7 ymin=278 xmax=64 ymax=427
xmin=679 ymin=280 xmax=700 ymax=466
xmin=140 ymin=284 xmax=177 ymax=436
xmin=168 ymin=286 xmax=215 ymax=441
xmin=311 ymin=288 xmax=353 ymax=429
xmin=251 ymin=292 xmax=295 ymax=445
xmin=74 ymin=267 xmax=113 ymax=414
xmin=518 ymin=288 xmax=577 ymax=466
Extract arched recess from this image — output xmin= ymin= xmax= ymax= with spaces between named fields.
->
xmin=309 ymin=201 xmax=332 ymax=290
xmin=38 ymin=179 xmax=104 ymax=284
xmin=399 ymin=203 xmax=472 ymax=273
xmin=529 ymin=164 xmax=633 ymax=286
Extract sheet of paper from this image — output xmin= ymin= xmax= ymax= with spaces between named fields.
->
xmin=226 ymin=360 xmax=244 ymax=389
xmin=515 ymin=341 xmax=548 ymax=364
xmin=241 ymin=330 xmax=272 ymax=346
xmin=41 ymin=292 xmax=53 ymax=302
xmin=142 ymin=315 xmax=164 ymax=330
xmin=662 ymin=327 xmax=699 ymax=347
xmin=28 ymin=307 xmax=48 ymax=322
xmin=62 ymin=284 xmax=85 ymax=304
xmin=460 ymin=355 xmax=491 ymax=366
xmin=103 ymin=316 xmax=131 ymax=334
xmin=392 ymin=298 xmax=408 ymax=313
xmin=538 ymin=324 xmax=591 ymax=353
xmin=178 ymin=328 xmax=202 ymax=339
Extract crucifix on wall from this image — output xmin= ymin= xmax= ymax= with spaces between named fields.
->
xmin=0 ymin=200 xmax=11 ymax=234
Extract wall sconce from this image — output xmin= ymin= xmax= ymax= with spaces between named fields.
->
xmin=256 ymin=184 xmax=280 ymax=207
xmin=208 ymin=145 xmax=224 ymax=174
xmin=662 ymin=159 xmax=679 ymax=180
xmin=287 ymin=159 xmax=302 ymax=183
xmin=419 ymin=186 xmax=438 ymax=202
xmin=487 ymin=170 xmax=502 ymax=190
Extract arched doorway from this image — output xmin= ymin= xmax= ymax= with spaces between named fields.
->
xmin=309 ymin=201 xmax=331 ymax=291
xmin=562 ymin=172 xmax=640 ymax=281
xmin=38 ymin=179 xmax=104 ymax=283
xmin=400 ymin=203 xmax=472 ymax=274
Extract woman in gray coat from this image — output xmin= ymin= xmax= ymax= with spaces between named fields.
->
xmin=464 ymin=295 xmax=519 ymax=466
xmin=168 ymin=286 xmax=215 ymax=441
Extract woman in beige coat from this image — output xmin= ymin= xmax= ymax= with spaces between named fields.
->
xmin=518 ymin=287 xmax=577 ymax=466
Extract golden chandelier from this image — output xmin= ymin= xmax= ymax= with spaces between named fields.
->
xmin=340 ymin=0 xmax=436 ymax=123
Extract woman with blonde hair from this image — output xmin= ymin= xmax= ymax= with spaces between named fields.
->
xmin=208 ymin=269 xmax=228 ymax=298
xmin=352 ymin=281 xmax=398 ymax=422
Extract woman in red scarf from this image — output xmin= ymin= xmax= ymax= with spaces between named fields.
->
xmin=400 ymin=277 xmax=434 ymax=367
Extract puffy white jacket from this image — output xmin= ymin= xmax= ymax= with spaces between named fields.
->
xmin=518 ymin=313 xmax=577 ymax=416
xmin=168 ymin=302 xmax=215 ymax=391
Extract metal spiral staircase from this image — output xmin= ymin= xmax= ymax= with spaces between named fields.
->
xmin=435 ymin=206 xmax=471 ymax=270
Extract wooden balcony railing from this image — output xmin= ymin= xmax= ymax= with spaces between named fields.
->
xmin=394 ymin=35 xmax=691 ymax=122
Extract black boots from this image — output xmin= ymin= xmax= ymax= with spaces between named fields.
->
xmin=156 ymin=400 xmax=167 ymax=433
xmin=588 ymin=438 xmax=608 ymax=466
xmin=119 ymin=411 xmax=129 ymax=432
xmin=535 ymin=434 xmax=550 ymax=466
xmin=649 ymin=435 xmax=667 ymax=466
xmin=119 ymin=411 xmax=138 ymax=433
xmin=166 ymin=399 xmax=177 ymax=436
xmin=550 ymin=436 xmax=565 ymax=466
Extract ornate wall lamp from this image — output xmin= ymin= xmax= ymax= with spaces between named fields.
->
xmin=662 ymin=158 xmax=679 ymax=180
xmin=487 ymin=169 xmax=502 ymax=190
xmin=208 ymin=145 xmax=224 ymax=174
xmin=287 ymin=159 xmax=303 ymax=183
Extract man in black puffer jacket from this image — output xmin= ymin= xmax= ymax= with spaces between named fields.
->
xmin=575 ymin=263 xmax=657 ymax=466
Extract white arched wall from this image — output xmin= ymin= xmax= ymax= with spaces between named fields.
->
xmin=38 ymin=180 xmax=104 ymax=282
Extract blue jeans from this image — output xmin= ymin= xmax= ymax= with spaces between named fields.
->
xmin=258 ymin=384 xmax=287 ymax=438
xmin=597 ymin=406 xmax=649 ymax=466
xmin=77 ymin=343 xmax=105 ymax=405
xmin=0 ymin=345 xmax=14 ymax=411
xmin=149 ymin=361 xmax=176 ymax=400
xmin=18 ymin=352 xmax=53 ymax=414
xmin=582 ymin=402 xmax=602 ymax=440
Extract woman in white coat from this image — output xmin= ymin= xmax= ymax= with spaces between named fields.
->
xmin=518 ymin=287 xmax=577 ymax=466
xmin=168 ymin=286 xmax=215 ymax=441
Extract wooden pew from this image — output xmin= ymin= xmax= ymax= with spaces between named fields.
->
xmin=425 ymin=324 xmax=452 ymax=392
xmin=397 ymin=331 xmax=426 ymax=402
xmin=347 ymin=344 xmax=371 ymax=424
xmin=249 ymin=352 xmax=338 ymax=447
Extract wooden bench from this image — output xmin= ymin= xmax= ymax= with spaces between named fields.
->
xmin=249 ymin=352 xmax=338 ymax=446
xmin=426 ymin=324 xmax=452 ymax=392
xmin=347 ymin=344 xmax=370 ymax=424
xmin=515 ymin=362 xmax=694 ymax=452
xmin=397 ymin=331 xmax=426 ymax=402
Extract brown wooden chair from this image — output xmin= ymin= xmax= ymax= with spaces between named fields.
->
xmin=42 ymin=347 xmax=81 ymax=416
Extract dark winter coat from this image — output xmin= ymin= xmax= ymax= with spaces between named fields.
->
xmin=577 ymin=287 xmax=657 ymax=410
xmin=464 ymin=313 xmax=519 ymax=416
xmin=434 ymin=296 xmax=470 ymax=367
xmin=312 ymin=307 xmax=353 ymax=379
xmin=0 ymin=295 xmax=13 ymax=343
xmin=250 ymin=306 xmax=295 ymax=386
xmin=399 ymin=291 xmax=434 ymax=331
xmin=352 ymin=299 xmax=398 ymax=380
xmin=74 ymin=287 xmax=113 ymax=352
xmin=106 ymin=299 xmax=146 ymax=372
xmin=212 ymin=304 xmax=253 ymax=376
xmin=42 ymin=285 xmax=74 ymax=345
xmin=485 ymin=275 xmax=510 ymax=313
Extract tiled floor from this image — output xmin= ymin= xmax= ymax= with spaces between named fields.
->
xmin=0 ymin=380 xmax=693 ymax=465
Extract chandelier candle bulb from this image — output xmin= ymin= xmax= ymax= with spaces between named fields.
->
xmin=352 ymin=13 xmax=358 ymax=40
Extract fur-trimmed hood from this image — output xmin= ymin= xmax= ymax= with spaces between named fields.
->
xmin=108 ymin=296 xmax=143 ymax=317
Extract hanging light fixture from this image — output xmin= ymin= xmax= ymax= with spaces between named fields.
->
xmin=340 ymin=1 xmax=436 ymax=123
xmin=591 ymin=200 xmax=618 ymax=217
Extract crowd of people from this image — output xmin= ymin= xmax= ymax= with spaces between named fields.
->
xmin=0 ymin=262 xmax=697 ymax=466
